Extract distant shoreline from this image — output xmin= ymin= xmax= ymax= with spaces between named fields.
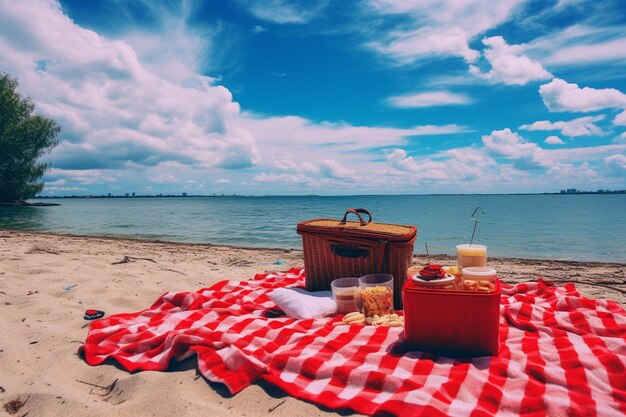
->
xmin=31 ymin=190 xmax=626 ymax=199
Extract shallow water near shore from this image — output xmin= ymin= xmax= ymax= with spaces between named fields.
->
xmin=1 ymin=194 xmax=625 ymax=263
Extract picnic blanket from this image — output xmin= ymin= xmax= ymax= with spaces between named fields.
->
xmin=80 ymin=268 xmax=626 ymax=417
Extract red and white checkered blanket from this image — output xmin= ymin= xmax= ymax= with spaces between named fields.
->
xmin=81 ymin=268 xmax=626 ymax=417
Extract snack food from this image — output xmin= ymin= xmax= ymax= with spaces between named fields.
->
xmin=366 ymin=313 xmax=404 ymax=327
xmin=341 ymin=311 xmax=366 ymax=325
xmin=360 ymin=286 xmax=393 ymax=317
xmin=336 ymin=312 xmax=404 ymax=327
xmin=463 ymin=279 xmax=496 ymax=292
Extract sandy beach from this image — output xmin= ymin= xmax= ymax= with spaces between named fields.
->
xmin=1 ymin=230 xmax=624 ymax=417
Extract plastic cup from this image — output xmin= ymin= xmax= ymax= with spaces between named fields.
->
xmin=331 ymin=277 xmax=360 ymax=315
xmin=456 ymin=244 xmax=487 ymax=271
xmin=359 ymin=274 xmax=393 ymax=317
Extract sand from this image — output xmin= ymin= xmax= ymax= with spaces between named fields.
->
xmin=0 ymin=230 xmax=624 ymax=417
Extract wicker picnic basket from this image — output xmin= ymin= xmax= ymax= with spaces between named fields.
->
xmin=297 ymin=208 xmax=417 ymax=309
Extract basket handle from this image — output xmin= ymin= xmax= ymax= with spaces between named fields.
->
xmin=330 ymin=243 xmax=369 ymax=258
xmin=340 ymin=208 xmax=372 ymax=226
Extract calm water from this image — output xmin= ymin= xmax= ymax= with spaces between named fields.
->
xmin=1 ymin=194 xmax=624 ymax=263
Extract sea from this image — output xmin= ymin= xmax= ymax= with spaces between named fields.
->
xmin=1 ymin=194 xmax=625 ymax=263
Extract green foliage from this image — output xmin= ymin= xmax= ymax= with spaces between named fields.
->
xmin=0 ymin=73 xmax=60 ymax=202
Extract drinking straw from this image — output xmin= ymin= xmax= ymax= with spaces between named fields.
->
xmin=469 ymin=207 xmax=485 ymax=246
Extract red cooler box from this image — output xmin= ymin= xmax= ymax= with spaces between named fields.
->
xmin=402 ymin=279 xmax=501 ymax=356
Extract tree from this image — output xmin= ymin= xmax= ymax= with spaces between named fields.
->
xmin=0 ymin=72 xmax=60 ymax=203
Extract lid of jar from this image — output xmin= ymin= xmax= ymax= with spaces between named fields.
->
xmin=461 ymin=267 xmax=496 ymax=277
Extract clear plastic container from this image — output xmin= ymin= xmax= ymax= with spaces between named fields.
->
xmin=462 ymin=266 xmax=497 ymax=281
xmin=461 ymin=267 xmax=497 ymax=292
xmin=331 ymin=277 xmax=360 ymax=315
xmin=456 ymin=244 xmax=487 ymax=271
xmin=359 ymin=274 xmax=394 ymax=317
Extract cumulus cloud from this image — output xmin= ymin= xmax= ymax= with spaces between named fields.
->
xmin=470 ymin=36 xmax=552 ymax=85
xmin=545 ymin=136 xmax=565 ymax=145
xmin=386 ymin=148 xmax=494 ymax=182
xmin=546 ymin=162 xmax=598 ymax=184
xmin=519 ymin=115 xmax=604 ymax=137
xmin=254 ymin=157 xmax=355 ymax=188
xmin=482 ymin=128 xmax=552 ymax=169
xmin=319 ymin=160 xmax=355 ymax=179
xmin=603 ymin=154 xmax=626 ymax=176
xmin=0 ymin=0 xmax=261 ymax=182
xmin=615 ymin=132 xmax=626 ymax=144
xmin=539 ymin=78 xmax=626 ymax=112
xmin=387 ymin=91 xmax=470 ymax=108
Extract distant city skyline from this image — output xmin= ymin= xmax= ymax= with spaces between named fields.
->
xmin=1 ymin=0 xmax=625 ymax=196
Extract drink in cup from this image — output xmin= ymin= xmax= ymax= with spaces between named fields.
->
xmin=331 ymin=277 xmax=360 ymax=314
xmin=456 ymin=244 xmax=487 ymax=271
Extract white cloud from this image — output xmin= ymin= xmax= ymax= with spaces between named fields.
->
xmin=252 ymin=25 xmax=266 ymax=33
xmin=318 ymin=160 xmax=355 ymax=179
xmin=614 ymin=110 xmax=626 ymax=126
xmin=615 ymin=132 xmax=626 ymax=144
xmin=387 ymin=149 xmax=419 ymax=172
xmin=46 ymin=168 xmax=117 ymax=185
xmin=547 ymin=162 xmax=598 ymax=184
xmin=214 ymin=179 xmax=231 ymax=184
xmin=603 ymin=154 xmax=626 ymax=176
xmin=528 ymin=25 xmax=626 ymax=67
xmin=121 ymin=2 xmax=213 ymax=83
xmin=539 ymin=78 xmax=626 ymax=112
xmin=254 ymin=157 xmax=355 ymax=188
xmin=367 ymin=0 xmax=522 ymax=63
xmin=519 ymin=115 xmax=604 ymax=137
xmin=482 ymin=128 xmax=552 ymax=169
xmin=368 ymin=0 xmax=521 ymax=38
xmin=547 ymin=143 xmax=626 ymax=164
xmin=371 ymin=27 xmax=479 ymax=63
xmin=546 ymin=38 xmax=626 ymax=66
xmin=238 ymin=114 xmax=468 ymax=153
xmin=545 ymin=136 xmax=565 ymax=145
xmin=386 ymin=148 xmax=495 ymax=182
xmin=0 ymin=0 xmax=260 ymax=178
xmin=147 ymin=173 xmax=182 ymax=184
xmin=238 ymin=0 xmax=329 ymax=24
xmin=254 ymin=172 xmax=312 ymax=184
xmin=387 ymin=91 xmax=470 ymax=108
xmin=470 ymin=36 xmax=552 ymax=85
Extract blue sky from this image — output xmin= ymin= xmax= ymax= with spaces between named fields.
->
xmin=1 ymin=0 xmax=625 ymax=195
